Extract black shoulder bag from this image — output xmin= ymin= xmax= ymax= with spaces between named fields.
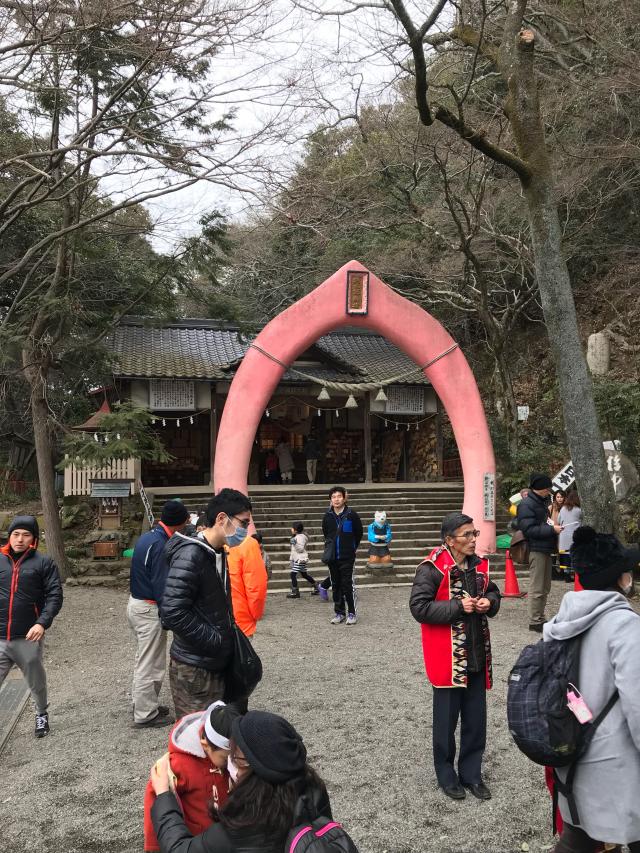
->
xmin=321 ymin=511 xmax=348 ymax=564
xmin=220 ymin=552 xmax=263 ymax=702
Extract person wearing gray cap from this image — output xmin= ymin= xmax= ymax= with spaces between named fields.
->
xmin=410 ymin=511 xmax=500 ymax=801
xmin=128 ymin=500 xmax=189 ymax=729
xmin=0 ymin=515 xmax=63 ymax=738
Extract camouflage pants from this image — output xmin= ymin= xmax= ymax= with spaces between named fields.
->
xmin=169 ymin=658 xmax=225 ymax=719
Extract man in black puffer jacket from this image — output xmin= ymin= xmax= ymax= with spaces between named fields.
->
xmin=516 ymin=473 xmax=561 ymax=633
xmin=0 ymin=515 xmax=63 ymax=738
xmin=162 ymin=489 xmax=252 ymax=717
xmin=322 ymin=486 xmax=363 ymax=626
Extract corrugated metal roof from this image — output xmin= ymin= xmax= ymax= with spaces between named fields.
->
xmin=89 ymin=480 xmax=132 ymax=498
xmin=110 ymin=321 xmax=428 ymax=385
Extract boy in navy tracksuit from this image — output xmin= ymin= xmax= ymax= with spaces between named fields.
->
xmin=321 ymin=486 xmax=363 ymax=625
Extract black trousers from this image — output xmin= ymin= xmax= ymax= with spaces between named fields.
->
xmin=328 ymin=559 xmax=356 ymax=616
xmin=554 ymin=823 xmax=640 ymax=853
xmin=290 ymin=570 xmax=316 ymax=589
xmin=432 ymin=669 xmax=487 ymax=787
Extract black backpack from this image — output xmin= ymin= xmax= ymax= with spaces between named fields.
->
xmin=286 ymin=817 xmax=360 ymax=853
xmin=507 ymin=636 xmax=618 ymax=824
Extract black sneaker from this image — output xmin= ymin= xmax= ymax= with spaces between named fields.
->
xmin=133 ymin=714 xmax=173 ymax=729
xmin=157 ymin=705 xmax=171 ymax=717
xmin=286 ymin=589 xmax=300 ymax=599
xmin=35 ymin=712 xmax=50 ymax=738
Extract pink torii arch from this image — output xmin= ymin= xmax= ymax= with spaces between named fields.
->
xmin=214 ymin=261 xmax=496 ymax=552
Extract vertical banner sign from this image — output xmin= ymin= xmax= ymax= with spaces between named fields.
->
xmin=552 ymin=462 xmax=576 ymax=492
xmin=483 ymin=472 xmax=495 ymax=521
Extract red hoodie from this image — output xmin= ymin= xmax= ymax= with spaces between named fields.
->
xmin=143 ymin=712 xmax=230 ymax=852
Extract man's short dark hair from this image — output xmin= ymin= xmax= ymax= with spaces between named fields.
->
xmin=206 ymin=489 xmax=252 ymax=526
xmin=329 ymin=486 xmax=346 ymax=498
xmin=441 ymin=512 xmax=474 ymax=542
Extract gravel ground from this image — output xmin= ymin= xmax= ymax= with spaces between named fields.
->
xmin=1 ymin=582 xmax=626 ymax=853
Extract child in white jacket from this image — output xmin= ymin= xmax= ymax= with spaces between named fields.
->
xmin=287 ymin=522 xmax=319 ymax=599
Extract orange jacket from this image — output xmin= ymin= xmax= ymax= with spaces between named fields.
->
xmin=226 ymin=536 xmax=267 ymax=637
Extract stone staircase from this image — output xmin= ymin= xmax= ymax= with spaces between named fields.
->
xmin=151 ymin=483 xmax=520 ymax=594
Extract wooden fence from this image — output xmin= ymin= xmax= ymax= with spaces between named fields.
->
xmin=63 ymin=457 xmax=140 ymax=496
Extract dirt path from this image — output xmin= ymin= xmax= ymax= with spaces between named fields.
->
xmin=1 ymin=583 xmax=590 ymax=853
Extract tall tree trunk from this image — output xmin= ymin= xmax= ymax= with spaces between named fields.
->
xmin=387 ymin=0 xmax=617 ymax=529
xmin=23 ymin=351 xmax=69 ymax=579
xmin=507 ymin=27 xmax=617 ymax=531
xmin=524 ymin=177 xmax=616 ymax=529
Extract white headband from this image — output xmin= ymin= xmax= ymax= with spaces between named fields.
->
xmin=203 ymin=700 xmax=230 ymax=750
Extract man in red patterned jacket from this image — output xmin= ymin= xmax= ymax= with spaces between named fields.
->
xmin=410 ymin=512 xmax=501 ymax=802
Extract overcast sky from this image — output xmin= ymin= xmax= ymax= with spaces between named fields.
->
xmin=142 ymin=0 xmax=450 ymax=251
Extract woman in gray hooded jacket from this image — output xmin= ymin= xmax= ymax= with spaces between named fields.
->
xmin=544 ymin=526 xmax=640 ymax=853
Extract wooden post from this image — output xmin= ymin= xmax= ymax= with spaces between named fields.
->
xmin=364 ymin=391 xmax=372 ymax=483
xmin=210 ymin=384 xmax=217 ymax=488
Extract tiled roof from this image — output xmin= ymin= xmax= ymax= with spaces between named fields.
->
xmin=315 ymin=333 xmax=427 ymax=384
xmin=110 ymin=325 xmax=245 ymax=380
xmin=110 ymin=320 xmax=428 ymax=386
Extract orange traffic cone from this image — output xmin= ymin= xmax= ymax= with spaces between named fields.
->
xmin=574 ymin=572 xmax=584 ymax=591
xmin=502 ymin=549 xmax=527 ymax=598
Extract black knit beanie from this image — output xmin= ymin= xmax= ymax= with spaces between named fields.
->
xmin=160 ymin=500 xmax=189 ymax=526
xmin=231 ymin=711 xmax=307 ymax=783
xmin=529 ymin=473 xmax=553 ymax=490
xmin=8 ymin=515 xmax=39 ymax=542
xmin=571 ymin=526 xmax=640 ymax=589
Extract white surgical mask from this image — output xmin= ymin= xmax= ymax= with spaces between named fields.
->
xmin=225 ymin=515 xmax=248 ymax=549
xmin=227 ymin=756 xmax=240 ymax=782
xmin=619 ymin=573 xmax=634 ymax=597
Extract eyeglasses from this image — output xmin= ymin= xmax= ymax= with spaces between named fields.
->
xmin=455 ymin=530 xmax=481 ymax=541
xmin=228 ymin=514 xmax=250 ymax=529
xmin=229 ymin=750 xmax=250 ymax=769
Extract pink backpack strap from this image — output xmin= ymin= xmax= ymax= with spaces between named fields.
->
xmin=289 ymin=826 xmax=312 ymax=852
xmin=315 ymin=822 xmax=342 ymax=837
